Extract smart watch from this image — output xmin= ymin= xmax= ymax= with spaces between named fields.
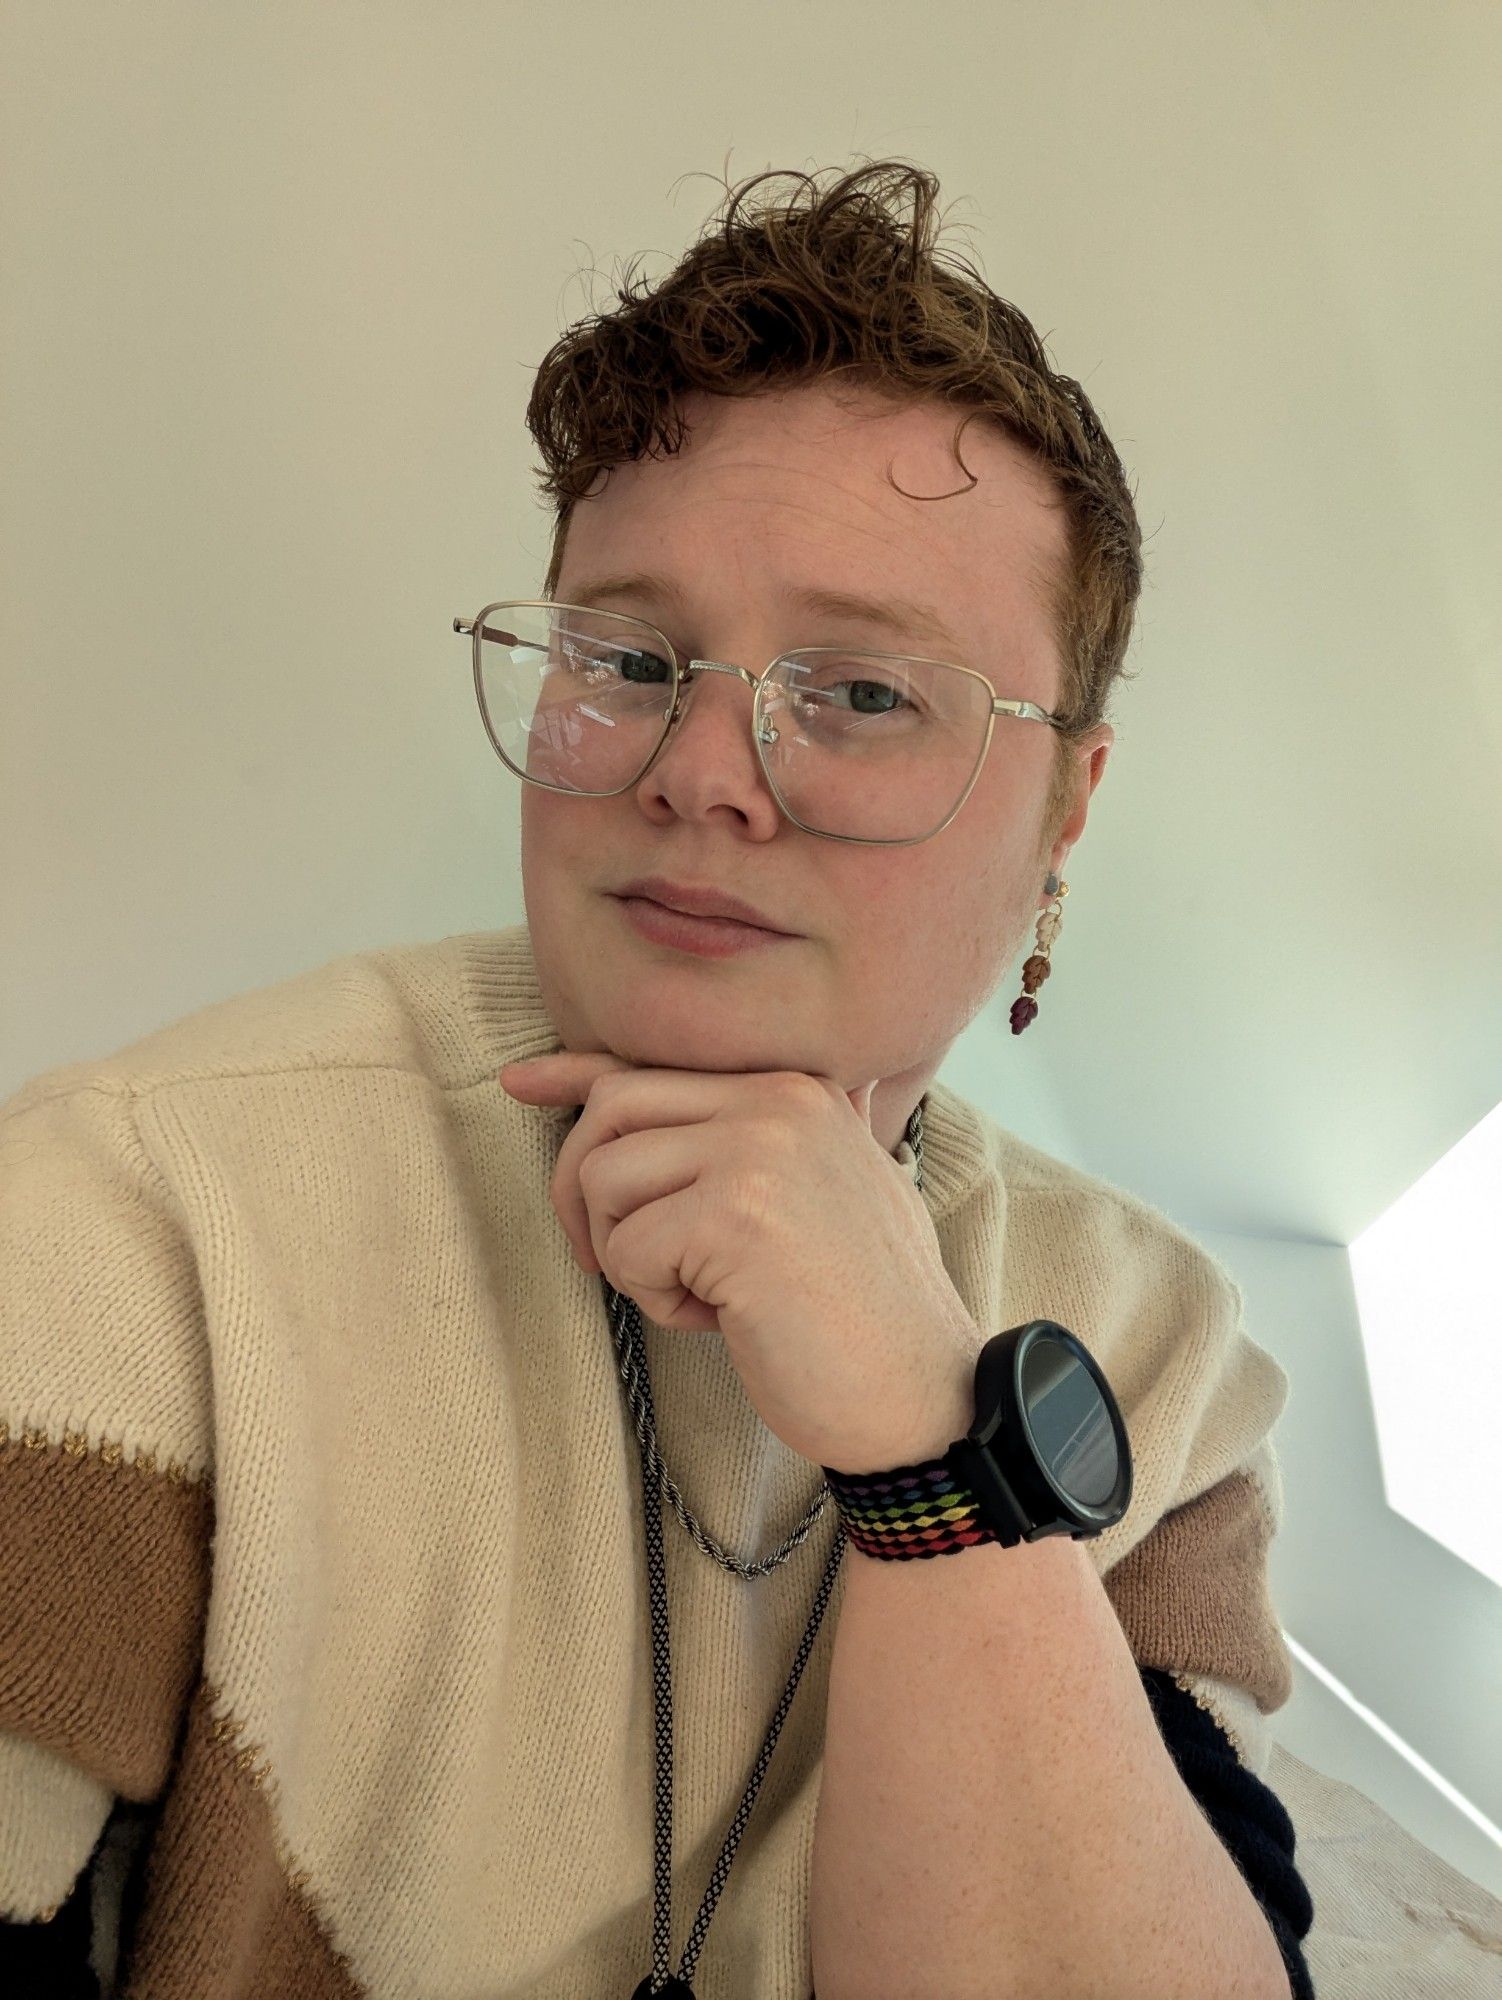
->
xmin=947 ymin=1318 xmax=1132 ymax=1546
xmin=824 ymin=1319 xmax=1132 ymax=1559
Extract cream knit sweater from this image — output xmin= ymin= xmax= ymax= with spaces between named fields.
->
xmin=0 ymin=923 xmax=1303 ymax=1997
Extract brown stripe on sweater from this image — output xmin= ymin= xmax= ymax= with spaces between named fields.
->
xmin=114 ymin=1677 xmax=366 ymax=1997
xmin=1103 ymin=1464 xmax=1293 ymax=1716
xmin=0 ymin=1424 xmax=211 ymax=1799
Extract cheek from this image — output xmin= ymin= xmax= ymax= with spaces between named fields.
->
xmin=520 ymin=793 xmax=584 ymax=885
xmin=910 ymin=858 xmax=1030 ymax=992
xmin=518 ymin=800 xmax=584 ymax=948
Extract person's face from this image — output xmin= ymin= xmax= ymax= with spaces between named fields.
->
xmin=519 ymin=380 xmax=1113 ymax=1152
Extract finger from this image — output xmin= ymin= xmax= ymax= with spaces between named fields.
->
xmin=496 ymin=1060 xmax=557 ymax=1096
xmin=550 ymin=1067 xmax=725 ymax=1274
xmin=498 ymin=1052 xmax=631 ymax=1101
xmin=556 ymin=1066 xmax=798 ymax=1282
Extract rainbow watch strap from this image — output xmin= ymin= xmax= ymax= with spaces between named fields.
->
xmin=821 ymin=1449 xmax=1004 ymax=1560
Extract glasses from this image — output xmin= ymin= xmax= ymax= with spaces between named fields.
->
xmin=451 ymin=597 xmax=1066 ymax=846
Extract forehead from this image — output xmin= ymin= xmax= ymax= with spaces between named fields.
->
xmin=557 ymin=382 xmax=1066 ymax=675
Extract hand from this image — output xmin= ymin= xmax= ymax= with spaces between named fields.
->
xmin=497 ymin=1052 xmax=980 ymax=1476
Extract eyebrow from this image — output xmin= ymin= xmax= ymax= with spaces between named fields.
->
xmin=566 ymin=570 xmax=964 ymax=657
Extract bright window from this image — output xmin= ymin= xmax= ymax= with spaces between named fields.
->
xmin=1350 ymin=1098 xmax=1502 ymax=1588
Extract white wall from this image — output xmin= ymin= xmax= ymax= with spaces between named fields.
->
xmin=1195 ymin=1227 xmax=1502 ymax=1898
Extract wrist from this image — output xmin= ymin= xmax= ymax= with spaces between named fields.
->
xmin=819 ymin=1373 xmax=974 ymax=1482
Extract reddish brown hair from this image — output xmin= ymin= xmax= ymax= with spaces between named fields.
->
xmin=525 ymin=158 xmax=1145 ymax=855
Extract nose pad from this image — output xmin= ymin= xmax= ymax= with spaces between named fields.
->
xmin=661 ymin=664 xmax=767 ymax=762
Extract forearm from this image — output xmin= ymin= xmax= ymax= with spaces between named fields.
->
xmin=809 ymin=1529 xmax=1292 ymax=2000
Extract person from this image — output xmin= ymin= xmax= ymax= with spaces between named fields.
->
xmin=0 ymin=159 xmax=1315 ymax=1997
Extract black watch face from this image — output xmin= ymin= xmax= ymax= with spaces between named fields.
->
xmin=1020 ymin=1335 xmax=1119 ymax=1508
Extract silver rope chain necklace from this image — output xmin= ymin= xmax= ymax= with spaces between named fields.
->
xmin=601 ymin=1098 xmax=927 ymax=1999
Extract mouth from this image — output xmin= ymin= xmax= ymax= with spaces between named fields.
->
xmin=611 ymin=894 xmax=797 ymax=957
xmin=610 ymin=875 xmax=795 ymax=935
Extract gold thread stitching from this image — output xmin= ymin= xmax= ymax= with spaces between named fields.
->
xmin=197 ymin=1681 xmax=361 ymax=1978
xmin=1 ymin=1422 xmax=209 ymax=1487
xmin=1167 ymin=1668 xmax=1252 ymax=1769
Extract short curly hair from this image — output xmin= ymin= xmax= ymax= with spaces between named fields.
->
xmin=525 ymin=157 xmax=1145 ymax=858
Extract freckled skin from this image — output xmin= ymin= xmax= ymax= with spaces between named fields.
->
xmin=520 ymin=380 xmax=1113 ymax=1158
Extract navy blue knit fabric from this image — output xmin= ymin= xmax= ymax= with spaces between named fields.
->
xmin=0 ymin=1842 xmax=100 ymax=1998
xmin=1142 ymin=1666 xmax=1316 ymax=1998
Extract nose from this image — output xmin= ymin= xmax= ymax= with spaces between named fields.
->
xmin=663 ymin=659 xmax=769 ymax=758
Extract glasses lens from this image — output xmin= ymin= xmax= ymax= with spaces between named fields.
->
xmin=473 ymin=605 xmax=994 ymax=841
xmin=475 ymin=602 xmax=676 ymax=793
xmin=764 ymin=650 xmax=993 ymax=841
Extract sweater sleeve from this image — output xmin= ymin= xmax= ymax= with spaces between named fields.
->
xmin=0 ymin=1072 xmax=214 ymax=1947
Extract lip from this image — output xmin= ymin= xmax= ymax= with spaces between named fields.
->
xmin=614 ymin=895 xmax=796 ymax=958
xmin=611 ymin=875 xmax=794 ymax=934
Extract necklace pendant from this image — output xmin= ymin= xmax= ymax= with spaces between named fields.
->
xmin=630 ymin=1979 xmax=695 ymax=1998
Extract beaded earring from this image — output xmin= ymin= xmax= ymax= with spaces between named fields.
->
xmin=1010 ymin=872 xmax=1066 ymax=1034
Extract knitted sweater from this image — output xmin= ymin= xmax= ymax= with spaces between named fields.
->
xmin=0 ymin=922 xmax=1315 ymax=1999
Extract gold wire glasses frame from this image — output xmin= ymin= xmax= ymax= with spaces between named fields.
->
xmin=451 ymin=597 xmax=1067 ymax=848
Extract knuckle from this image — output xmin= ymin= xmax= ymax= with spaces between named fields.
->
xmin=774 ymin=1070 xmax=823 ymax=1109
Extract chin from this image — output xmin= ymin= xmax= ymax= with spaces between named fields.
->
xmin=606 ymin=1019 xmax=816 ymax=1079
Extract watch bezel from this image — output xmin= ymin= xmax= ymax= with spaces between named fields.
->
xmin=964 ymin=1319 xmax=1133 ymax=1537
